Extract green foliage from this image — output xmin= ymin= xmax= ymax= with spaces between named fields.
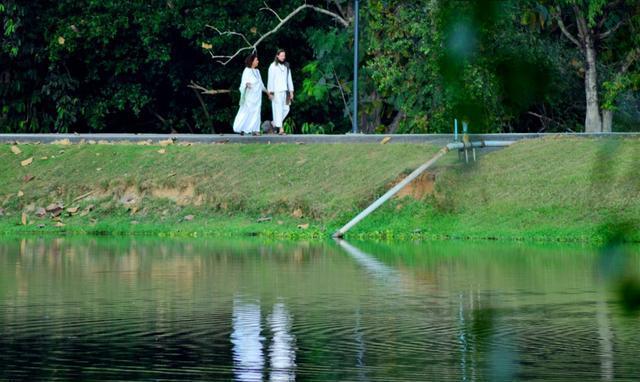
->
xmin=365 ymin=0 xmax=569 ymax=133
xmin=1 ymin=0 xmax=638 ymax=134
xmin=301 ymin=122 xmax=334 ymax=134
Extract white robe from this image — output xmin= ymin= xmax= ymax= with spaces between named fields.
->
xmin=267 ymin=62 xmax=294 ymax=128
xmin=233 ymin=68 xmax=266 ymax=134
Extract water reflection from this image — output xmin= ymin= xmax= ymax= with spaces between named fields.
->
xmin=231 ymin=298 xmax=296 ymax=382
xmin=0 ymin=238 xmax=638 ymax=381
xmin=336 ymin=239 xmax=402 ymax=288
xmin=232 ymin=298 xmax=265 ymax=381
xmin=268 ymin=302 xmax=296 ymax=382
xmin=597 ymin=297 xmax=614 ymax=381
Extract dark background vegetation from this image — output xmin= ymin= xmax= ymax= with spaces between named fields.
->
xmin=1 ymin=0 xmax=638 ymax=134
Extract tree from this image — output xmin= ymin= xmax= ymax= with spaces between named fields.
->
xmin=194 ymin=1 xmax=356 ymax=133
xmin=551 ymin=0 xmax=640 ymax=132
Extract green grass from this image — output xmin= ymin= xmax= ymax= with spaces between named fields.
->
xmin=351 ymin=137 xmax=640 ymax=242
xmin=0 ymin=141 xmax=437 ymax=238
xmin=1 ymin=137 xmax=639 ymax=242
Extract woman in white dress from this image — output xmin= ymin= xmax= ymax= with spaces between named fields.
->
xmin=233 ymin=53 xmax=271 ymax=135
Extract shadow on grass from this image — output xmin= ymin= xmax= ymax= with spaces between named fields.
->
xmin=592 ymin=140 xmax=640 ymax=314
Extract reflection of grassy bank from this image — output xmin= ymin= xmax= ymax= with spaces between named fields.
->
xmin=1 ymin=138 xmax=640 ymax=242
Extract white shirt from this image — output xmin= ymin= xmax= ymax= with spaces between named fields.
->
xmin=267 ymin=62 xmax=294 ymax=93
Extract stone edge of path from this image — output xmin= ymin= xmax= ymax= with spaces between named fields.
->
xmin=1 ymin=132 xmax=639 ymax=145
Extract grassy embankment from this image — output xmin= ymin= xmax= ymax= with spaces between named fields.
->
xmin=1 ymin=137 xmax=639 ymax=242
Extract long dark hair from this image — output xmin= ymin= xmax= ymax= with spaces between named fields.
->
xmin=274 ymin=49 xmax=287 ymax=66
xmin=244 ymin=53 xmax=258 ymax=68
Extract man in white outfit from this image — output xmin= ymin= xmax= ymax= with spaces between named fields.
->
xmin=267 ymin=49 xmax=294 ymax=135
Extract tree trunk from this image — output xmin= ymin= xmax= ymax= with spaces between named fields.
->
xmin=387 ymin=111 xmax=406 ymax=134
xmin=361 ymin=91 xmax=382 ymax=134
xmin=584 ymin=36 xmax=602 ymax=132
xmin=602 ymin=109 xmax=613 ymax=132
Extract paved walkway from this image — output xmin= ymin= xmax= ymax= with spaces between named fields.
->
xmin=1 ymin=132 xmax=639 ymax=145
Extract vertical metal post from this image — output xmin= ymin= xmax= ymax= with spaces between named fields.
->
xmin=454 ymin=119 xmax=458 ymax=141
xmin=352 ymin=0 xmax=359 ymax=134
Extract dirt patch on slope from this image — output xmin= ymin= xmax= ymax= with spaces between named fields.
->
xmin=393 ymin=172 xmax=436 ymax=200
xmin=150 ymin=184 xmax=203 ymax=206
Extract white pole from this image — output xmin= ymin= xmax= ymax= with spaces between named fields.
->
xmin=332 ymin=141 xmax=515 ymax=238
xmin=333 ymin=146 xmax=449 ymax=238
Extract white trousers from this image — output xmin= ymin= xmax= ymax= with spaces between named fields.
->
xmin=271 ymin=91 xmax=290 ymax=128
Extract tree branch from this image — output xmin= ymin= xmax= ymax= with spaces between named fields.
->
xmin=260 ymin=1 xmax=283 ymax=22
xmin=333 ymin=69 xmax=352 ymax=127
xmin=621 ymin=48 xmax=640 ymax=74
xmin=202 ymin=2 xmax=349 ymax=66
xmin=204 ymin=25 xmax=255 ymax=63
xmin=572 ymin=5 xmax=589 ymax=42
xmin=553 ymin=7 xmax=583 ymax=49
xmin=332 ymin=0 xmax=348 ymax=20
xmin=188 ymin=81 xmax=231 ymax=95
xmin=598 ymin=19 xmax=625 ymax=40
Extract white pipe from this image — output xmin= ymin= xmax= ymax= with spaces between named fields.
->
xmin=446 ymin=140 xmax=514 ymax=150
xmin=332 ymin=140 xmax=515 ymax=238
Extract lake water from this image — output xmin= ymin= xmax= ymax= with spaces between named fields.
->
xmin=0 ymin=237 xmax=639 ymax=381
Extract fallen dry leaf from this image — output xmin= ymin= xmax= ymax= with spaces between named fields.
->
xmin=46 ymin=203 xmax=63 ymax=212
xmin=120 ymin=195 xmax=136 ymax=205
xmin=54 ymin=222 xmax=65 ymax=227
xmin=159 ymin=139 xmax=174 ymax=147
xmin=66 ymin=207 xmax=79 ymax=215
xmin=10 ymin=145 xmax=22 ymax=155
xmin=79 ymin=204 xmax=94 ymax=217
xmin=183 ymin=215 xmax=195 ymax=222
xmin=35 ymin=207 xmax=47 ymax=218
xmin=23 ymin=174 xmax=35 ymax=183
xmin=157 ymin=149 xmax=166 ymax=154
xmin=21 ymin=212 xmax=27 ymax=225
xmin=72 ymin=191 xmax=95 ymax=202
xmin=21 ymin=157 xmax=33 ymax=167
xmin=380 ymin=137 xmax=392 ymax=144
xmin=17 ymin=190 xmax=24 ymax=197
xmin=292 ymin=208 xmax=303 ymax=218
xmin=297 ymin=223 xmax=310 ymax=230
xmin=46 ymin=204 xmax=64 ymax=218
